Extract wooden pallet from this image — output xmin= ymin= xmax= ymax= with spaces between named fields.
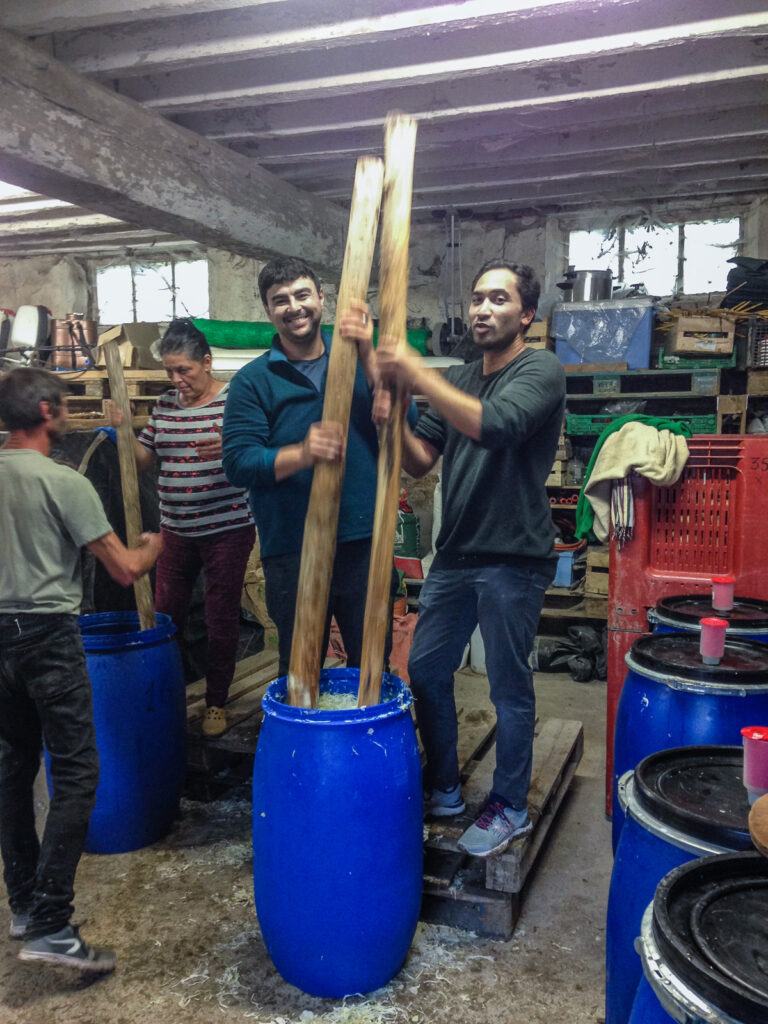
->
xmin=185 ymin=650 xmax=344 ymax=799
xmin=55 ymin=368 xmax=171 ymax=398
xmin=565 ymin=367 xmax=723 ymax=398
xmin=421 ymin=684 xmax=584 ymax=939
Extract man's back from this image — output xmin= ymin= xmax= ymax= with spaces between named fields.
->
xmin=0 ymin=449 xmax=109 ymax=614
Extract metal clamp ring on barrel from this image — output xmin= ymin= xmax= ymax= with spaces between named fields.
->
xmin=624 ymin=650 xmax=768 ymax=696
xmin=635 ymin=907 xmax=739 ymax=1023
xmin=617 ymin=772 xmax=736 ymax=858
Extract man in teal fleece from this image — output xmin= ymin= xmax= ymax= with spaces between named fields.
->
xmin=222 ymin=256 xmax=399 ymax=677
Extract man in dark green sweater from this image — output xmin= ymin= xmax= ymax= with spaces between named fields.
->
xmin=377 ymin=259 xmax=566 ymax=858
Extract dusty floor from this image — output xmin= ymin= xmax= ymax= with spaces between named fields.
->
xmin=0 ymin=670 xmax=612 ymax=1024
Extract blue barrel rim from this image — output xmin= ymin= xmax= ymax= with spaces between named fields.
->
xmin=78 ymin=610 xmax=177 ymax=650
xmin=262 ymin=667 xmax=413 ymax=725
xmin=629 ymin=746 xmax=753 ymax=852
xmin=626 ymin=633 xmax=768 ymax=690
xmin=654 ymin=593 xmax=768 ymax=632
xmin=652 ymin=851 xmax=768 ymax=1021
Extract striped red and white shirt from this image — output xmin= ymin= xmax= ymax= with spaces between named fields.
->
xmin=138 ymin=385 xmax=253 ymax=537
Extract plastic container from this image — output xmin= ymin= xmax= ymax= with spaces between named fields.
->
xmin=553 ymin=299 xmax=654 ymax=369
xmin=611 ymin=632 xmax=768 ymax=849
xmin=252 ymin=668 xmax=422 ymax=998
xmin=712 ymin=575 xmax=736 ymax=612
xmin=700 ymin=616 xmax=728 ymax=664
xmin=76 ymin=611 xmax=186 ymax=854
xmin=741 ymin=725 xmax=768 ymax=804
xmin=629 ymin=852 xmax=768 ymax=1023
xmin=606 ymin=746 xmax=751 ymax=1024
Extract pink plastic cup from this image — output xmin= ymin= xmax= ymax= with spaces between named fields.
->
xmin=741 ymin=725 xmax=768 ymax=805
xmin=699 ymin=616 xmax=728 ymax=665
xmin=712 ymin=575 xmax=736 ymax=612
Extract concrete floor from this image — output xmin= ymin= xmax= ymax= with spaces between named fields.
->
xmin=0 ymin=669 xmax=612 ymax=1024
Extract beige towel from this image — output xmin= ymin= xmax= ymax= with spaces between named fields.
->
xmin=584 ymin=423 xmax=689 ymax=542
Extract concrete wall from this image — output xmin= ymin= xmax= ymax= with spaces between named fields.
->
xmin=2 ymin=199 xmax=765 ymax=336
xmin=0 ymin=255 xmax=90 ymax=318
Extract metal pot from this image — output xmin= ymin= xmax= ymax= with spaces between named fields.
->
xmin=556 ymin=267 xmax=613 ymax=302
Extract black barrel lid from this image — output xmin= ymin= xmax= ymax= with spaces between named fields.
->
xmin=629 ymin=633 xmax=768 ymax=685
xmin=634 ymin=746 xmax=752 ymax=849
xmin=653 ymin=852 xmax=768 ymax=1022
xmin=656 ymin=594 xmax=768 ymax=630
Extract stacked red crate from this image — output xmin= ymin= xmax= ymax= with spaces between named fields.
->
xmin=605 ymin=435 xmax=768 ymax=814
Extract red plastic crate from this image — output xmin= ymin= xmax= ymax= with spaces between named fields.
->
xmin=605 ymin=435 xmax=768 ymax=813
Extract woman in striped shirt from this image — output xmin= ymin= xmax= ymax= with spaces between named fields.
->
xmin=122 ymin=319 xmax=255 ymax=737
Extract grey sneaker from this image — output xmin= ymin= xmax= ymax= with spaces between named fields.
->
xmin=457 ymin=798 xmax=533 ymax=858
xmin=9 ymin=911 xmax=30 ymax=940
xmin=18 ymin=925 xmax=116 ymax=974
xmin=424 ymin=782 xmax=466 ymax=818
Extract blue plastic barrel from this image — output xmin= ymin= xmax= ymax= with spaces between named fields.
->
xmin=77 ymin=611 xmax=186 ymax=854
xmin=629 ymin=853 xmax=768 ymax=1023
xmin=606 ymin=746 xmax=751 ymax=1024
xmin=612 ymin=633 xmax=768 ymax=848
xmin=253 ymin=668 xmax=422 ymax=998
xmin=650 ymin=594 xmax=768 ymax=642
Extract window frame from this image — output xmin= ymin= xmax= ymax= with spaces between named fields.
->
xmin=96 ymin=256 xmax=209 ymax=323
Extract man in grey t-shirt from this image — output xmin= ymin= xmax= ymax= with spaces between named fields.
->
xmin=0 ymin=367 xmax=162 ymax=973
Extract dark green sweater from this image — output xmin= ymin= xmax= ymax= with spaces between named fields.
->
xmin=415 ymin=348 xmax=566 ymax=570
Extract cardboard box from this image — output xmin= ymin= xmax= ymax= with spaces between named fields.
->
xmin=668 ymin=316 xmax=735 ymax=356
xmin=546 ymin=462 xmax=567 ymax=487
xmin=527 ymin=318 xmax=548 ymax=339
xmin=96 ymin=322 xmax=165 ymax=369
xmin=526 ymin=318 xmax=554 ymax=351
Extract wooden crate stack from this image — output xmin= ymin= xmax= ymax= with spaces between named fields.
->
xmin=585 ymin=544 xmax=610 ymax=598
xmin=526 ymin=317 xmax=554 ymax=352
xmin=546 ymin=425 xmax=572 ymax=487
xmin=58 ymin=369 xmax=171 ymax=429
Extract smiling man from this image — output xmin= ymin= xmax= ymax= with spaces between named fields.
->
xmin=376 ymin=259 xmax=566 ymax=858
xmin=222 ymin=256 xmax=400 ymax=678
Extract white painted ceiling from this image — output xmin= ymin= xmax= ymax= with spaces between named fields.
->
xmin=1 ymin=0 xmax=767 ymax=258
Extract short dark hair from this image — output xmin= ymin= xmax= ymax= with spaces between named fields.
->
xmin=471 ymin=260 xmax=541 ymax=327
xmin=258 ymin=257 xmax=322 ymax=307
xmin=0 ymin=367 xmax=68 ymax=430
xmin=158 ymin=318 xmax=210 ymax=362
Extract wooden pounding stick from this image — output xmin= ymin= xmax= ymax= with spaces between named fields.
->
xmin=286 ymin=156 xmax=384 ymax=708
xmin=358 ymin=113 xmax=418 ymax=707
xmin=102 ymin=339 xmax=156 ymax=631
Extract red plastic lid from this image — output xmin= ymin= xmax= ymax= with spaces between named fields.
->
xmin=742 ymin=726 xmax=768 ymax=742
xmin=700 ymin=617 xmax=729 ymax=628
xmin=712 ymin=576 xmax=736 ymax=584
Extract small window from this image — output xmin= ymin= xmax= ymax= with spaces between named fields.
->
xmin=567 ymin=218 xmax=740 ymax=297
xmin=97 ymin=259 xmax=209 ymax=324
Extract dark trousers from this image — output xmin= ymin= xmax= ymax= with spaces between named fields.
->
xmin=408 ymin=563 xmax=553 ymax=810
xmin=0 ymin=613 xmax=99 ymax=939
xmin=155 ymin=524 xmax=256 ymax=707
xmin=262 ymin=537 xmax=399 ymax=679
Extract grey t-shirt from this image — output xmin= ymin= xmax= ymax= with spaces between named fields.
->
xmin=0 ymin=449 xmax=112 ymax=614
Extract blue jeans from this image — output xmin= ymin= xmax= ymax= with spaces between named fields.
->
xmin=0 ymin=613 xmax=99 ymax=939
xmin=262 ymin=537 xmax=399 ymax=679
xmin=408 ymin=563 xmax=553 ymax=810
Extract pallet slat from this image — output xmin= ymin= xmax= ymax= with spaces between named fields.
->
xmin=422 ymin=715 xmax=584 ymax=938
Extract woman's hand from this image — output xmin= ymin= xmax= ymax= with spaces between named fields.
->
xmin=195 ymin=423 xmax=223 ymax=461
